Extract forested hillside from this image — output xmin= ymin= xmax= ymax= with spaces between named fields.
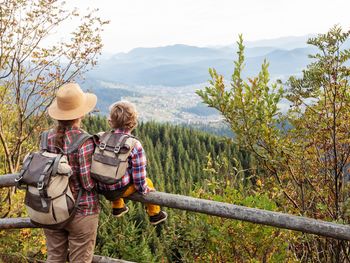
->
xmin=1 ymin=117 xmax=290 ymax=262
xmin=83 ymin=117 xmax=290 ymax=262
xmin=84 ymin=116 xmax=249 ymax=195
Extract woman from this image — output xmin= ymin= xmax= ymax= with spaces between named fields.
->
xmin=44 ymin=83 xmax=99 ymax=262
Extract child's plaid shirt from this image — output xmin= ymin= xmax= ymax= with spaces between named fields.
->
xmin=97 ymin=129 xmax=150 ymax=194
xmin=46 ymin=127 xmax=100 ymax=215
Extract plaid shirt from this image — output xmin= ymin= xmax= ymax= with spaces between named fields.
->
xmin=97 ymin=129 xmax=150 ymax=194
xmin=46 ymin=127 xmax=100 ymax=215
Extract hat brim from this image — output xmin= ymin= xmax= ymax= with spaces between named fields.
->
xmin=48 ymin=93 xmax=97 ymax=120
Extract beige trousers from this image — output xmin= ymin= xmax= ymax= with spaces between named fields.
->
xmin=44 ymin=214 xmax=99 ymax=263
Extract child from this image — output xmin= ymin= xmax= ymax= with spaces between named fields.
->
xmin=97 ymin=101 xmax=168 ymax=225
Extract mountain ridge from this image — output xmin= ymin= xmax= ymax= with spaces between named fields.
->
xmin=87 ymin=35 xmax=348 ymax=86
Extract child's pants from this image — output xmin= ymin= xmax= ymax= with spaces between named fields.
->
xmin=112 ymin=178 xmax=160 ymax=216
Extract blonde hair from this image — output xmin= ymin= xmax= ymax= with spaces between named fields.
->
xmin=109 ymin=101 xmax=138 ymax=131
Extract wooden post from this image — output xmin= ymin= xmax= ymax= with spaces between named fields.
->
xmin=2 ymin=173 xmax=350 ymax=240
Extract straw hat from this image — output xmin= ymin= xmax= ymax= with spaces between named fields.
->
xmin=48 ymin=83 xmax=97 ymax=120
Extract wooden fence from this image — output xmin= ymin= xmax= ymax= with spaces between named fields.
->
xmin=1 ymin=173 xmax=350 ymax=241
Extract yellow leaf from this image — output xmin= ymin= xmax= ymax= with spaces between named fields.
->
xmin=41 ymin=246 xmax=47 ymax=255
xmin=256 ymin=179 xmax=262 ymax=187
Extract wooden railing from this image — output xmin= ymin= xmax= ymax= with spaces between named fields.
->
xmin=1 ymin=173 xmax=350 ymax=241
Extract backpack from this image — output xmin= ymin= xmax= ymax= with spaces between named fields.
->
xmin=15 ymin=129 xmax=92 ymax=229
xmin=90 ymin=131 xmax=138 ymax=185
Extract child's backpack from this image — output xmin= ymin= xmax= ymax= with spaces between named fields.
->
xmin=15 ymin=129 xmax=92 ymax=229
xmin=91 ymin=131 xmax=138 ymax=184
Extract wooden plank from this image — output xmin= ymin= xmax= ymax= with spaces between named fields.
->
xmin=2 ymin=173 xmax=350 ymax=240
xmin=92 ymin=255 xmax=135 ymax=263
xmin=0 ymin=217 xmax=37 ymax=229
xmin=0 ymin=254 xmax=134 ymax=263
xmin=0 ymin=173 xmax=19 ymax=187
xmin=128 ymin=192 xmax=350 ymax=241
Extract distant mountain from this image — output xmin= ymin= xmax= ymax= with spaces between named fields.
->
xmin=80 ymin=35 xmax=350 ymax=124
xmin=86 ymin=35 xmax=332 ymax=87
xmin=114 ymin=44 xmax=223 ymax=61
xmin=88 ymin=48 xmax=313 ymax=86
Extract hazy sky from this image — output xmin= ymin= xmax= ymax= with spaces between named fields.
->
xmin=69 ymin=0 xmax=350 ymax=53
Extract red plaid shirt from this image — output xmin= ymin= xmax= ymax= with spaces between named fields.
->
xmin=97 ymin=129 xmax=150 ymax=194
xmin=46 ymin=127 xmax=100 ymax=215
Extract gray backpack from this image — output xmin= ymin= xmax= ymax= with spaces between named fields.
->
xmin=15 ymin=130 xmax=91 ymax=229
xmin=91 ymin=132 xmax=138 ymax=184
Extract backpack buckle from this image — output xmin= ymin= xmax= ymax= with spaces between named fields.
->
xmin=99 ymin=143 xmax=106 ymax=150
xmin=114 ymin=146 xmax=121 ymax=153
xmin=37 ymin=182 xmax=44 ymax=190
xmin=15 ymin=175 xmax=23 ymax=182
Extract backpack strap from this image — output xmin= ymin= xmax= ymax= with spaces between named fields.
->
xmin=39 ymin=130 xmax=50 ymax=151
xmin=114 ymin=134 xmax=131 ymax=154
xmin=99 ymin=132 xmax=113 ymax=151
xmin=37 ymin=154 xmax=62 ymax=199
xmin=41 ymin=129 xmax=92 ymax=154
xmin=98 ymin=132 xmax=134 ymax=153
xmin=58 ymin=132 xmax=91 ymax=221
xmin=15 ymin=153 xmax=34 ymax=189
xmin=66 ymin=132 xmax=93 ymax=154
xmin=92 ymin=132 xmax=105 ymax=146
